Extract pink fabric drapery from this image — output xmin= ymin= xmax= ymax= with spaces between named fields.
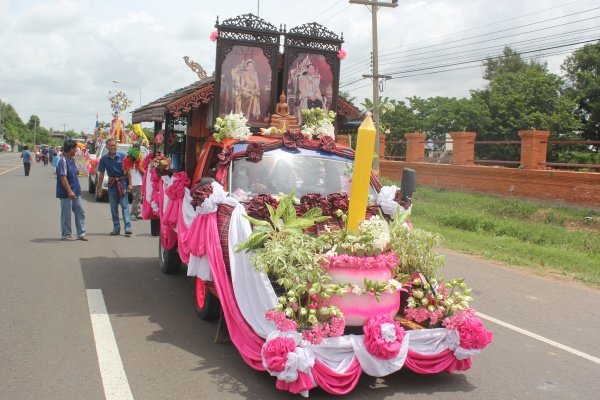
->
xmin=275 ymin=372 xmax=316 ymax=395
xmin=158 ymin=175 xmax=177 ymax=250
xmin=198 ymin=212 xmax=266 ymax=370
xmin=163 ymin=172 xmax=190 ymax=229
xmin=311 ymin=358 xmax=362 ymax=395
xmin=141 ymin=169 xmax=155 ymax=219
xmin=404 ymin=349 xmax=472 ymax=374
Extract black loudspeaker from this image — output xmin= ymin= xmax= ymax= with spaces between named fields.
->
xmin=401 ymin=168 xmax=417 ymax=201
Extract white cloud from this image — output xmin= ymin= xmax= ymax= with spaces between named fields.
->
xmin=0 ymin=0 xmax=597 ymax=133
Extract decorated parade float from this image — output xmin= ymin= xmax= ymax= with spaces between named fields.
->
xmin=139 ymin=14 xmax=492 ymax=396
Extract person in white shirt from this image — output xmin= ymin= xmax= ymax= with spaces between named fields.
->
xmin=126 ymin=143 xmax=145 ymax=220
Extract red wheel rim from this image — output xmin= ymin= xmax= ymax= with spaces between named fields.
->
xmin=195 ymin=278 xmax=206 ymax=309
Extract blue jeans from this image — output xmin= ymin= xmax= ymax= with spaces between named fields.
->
xmin=108 ymin=187 xmax=131 ymax=233
xmin=60 ymin=196 xmax=86 ymax=238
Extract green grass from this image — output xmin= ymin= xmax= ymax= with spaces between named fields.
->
xmin=381 ymin=180 xmax=600 ymax=286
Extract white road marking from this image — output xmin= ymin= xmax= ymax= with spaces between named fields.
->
xmin=477 ymin=311 xmax=600 ymax=365
xmin=87 ymin=289 xmax=134 ymax=400
xmin=0 ymin=165 xmax=21 ymax=175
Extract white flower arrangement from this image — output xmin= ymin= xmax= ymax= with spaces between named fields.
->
xmin=213 ymin=112 xmax=252 ymax=142
xmin=300 ymin=108 xmax=336 ymax=140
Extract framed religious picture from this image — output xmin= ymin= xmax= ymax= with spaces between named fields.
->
xmin=283 ymin=22 xmax=343 ymax=124
xmin=213 ymin=14 xmax=281 ymax=128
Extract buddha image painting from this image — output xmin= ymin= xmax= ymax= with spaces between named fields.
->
xmin=219 ymin=45 xmax=272 ymax=124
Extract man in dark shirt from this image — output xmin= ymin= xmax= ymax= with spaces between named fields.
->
xmin=56 ymin=140 xmax=87 ymax=241
xmin=97 ymin=138 xmax=132 ymax=236
xmin=21 ymin=145 xmax=33 ymax=176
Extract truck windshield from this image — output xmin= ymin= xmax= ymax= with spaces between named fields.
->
xmin=229 ymin=152 xmax=377 ymax=203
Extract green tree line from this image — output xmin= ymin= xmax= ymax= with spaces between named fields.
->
xmin=344 ymin=43 xmax=600 ymax=163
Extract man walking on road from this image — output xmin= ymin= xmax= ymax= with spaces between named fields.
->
xmin=20 ymin=145 xmax=33 ymax=176
xmin=96 ymin=138 xmax=132 ymax=236
xmin=56 ymin=140 xmax=87 ymax=241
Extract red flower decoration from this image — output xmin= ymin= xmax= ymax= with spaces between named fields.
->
xmin=327 ymin=192 xmax=349 ymax=214
xmin=300 ymin=193 xmax=331 ymax=216
xmin=209 ymin=30 xmax=219 ymax=42
xmin=337 ymin=49 xmax=347 ymax=60
xmin=190 ymin=182 xmax=214 ymax=210
xmin=318 ymin=136 xmax=337 ymax=153
xmin=245 ymin=194 xmax=279 ymax=220
xmin=393 ymin=189 xmax=412 ymax=210
xmin=246 ymin=142 xmax=264 ymax=163
xmin=218 ymin=145 xmax=233 ymax=165
xmin=282 ymin=131 xmax=305 ymax=149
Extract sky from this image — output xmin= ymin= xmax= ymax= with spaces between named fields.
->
xmin=0 ymin=0 xmax=598 ymax=133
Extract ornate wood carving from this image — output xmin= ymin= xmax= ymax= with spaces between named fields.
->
xmin=168 ymin=83 xmax=215 ymax=118
xmin=217 ymin=13 xmax=280 ymax=45
xmin=285 ymin=22 xmax=343 ymax=52
xmin=183 ymin=56 xmax=208 ymax=80
xmin=337 ymin=97 xmax=360 ymax=120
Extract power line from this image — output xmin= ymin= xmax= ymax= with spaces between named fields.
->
xmin=341 ymin=4 xmax=600 ymax=73
xmin=384 ymin=38 xmax=598 ymax=76
xmin=340 ymin=42 xmax=592 ymax=92
xmin=340 ymin=13 xmax=600 ymax=82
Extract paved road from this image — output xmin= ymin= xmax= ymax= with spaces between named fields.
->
xmin=1 ymin=164 xmax=598 ymax=399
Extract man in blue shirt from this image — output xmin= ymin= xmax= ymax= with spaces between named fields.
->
xmin=97 ymin=138 xmax=132 ymax=236
xmin=21 ymin=145 xmax=33 ymax=176
xmin=56 ymin=140 xmax=87 ymax=241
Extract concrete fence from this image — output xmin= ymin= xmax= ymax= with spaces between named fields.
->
xmin=336 ymin=130 xmax=600 ymax=209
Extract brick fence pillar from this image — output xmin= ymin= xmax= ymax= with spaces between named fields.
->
xmin=518 ymin=130 xmax=549 ymax=169
xmin=404 ymin=132 xmax=426 ymax=162
xmin=379 ymin=133 xmax=386 ymax=160
xmin=449 ymin=131 xmax=476 ymax=165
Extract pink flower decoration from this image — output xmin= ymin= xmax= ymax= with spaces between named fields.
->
xmin=363 ymin=315 xmax=405 ymax=360
xmin=209 ymin=30 xmax=219 ymax=42
xmin=326 ymin=252 xmax=399 ymax=270
xmin=337 ymin=49 xmax=347 ymax=60
xmin=266 ymin=310 xmax=298 ymax=332
xmin=444 ymin=310 xmax=493 ymax=350
xmin=262 ymin=337 xmax=296 ymax=373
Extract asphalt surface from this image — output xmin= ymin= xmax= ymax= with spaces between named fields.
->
xmin=1 ymin=152 xmax=599 ymax=399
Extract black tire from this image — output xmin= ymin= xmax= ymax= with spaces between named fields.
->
xmin=150 ymin=219 xmax=160 ymax=237
xmin=158 ymin=238 xmax=182 ymax=274
xmin=194 ymin=277 xmax=221 ymax=320
xmin=88 ymin=177 xmax=96 ymax=193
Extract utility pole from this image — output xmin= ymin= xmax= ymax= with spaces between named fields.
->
xmin=349 ymin=0 xmax=398 ymax=172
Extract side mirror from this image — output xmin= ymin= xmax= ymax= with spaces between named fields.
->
xmin=401 ymin=168 xmax=417 ymax=201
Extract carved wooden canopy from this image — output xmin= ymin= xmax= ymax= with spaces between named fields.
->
xmin=167 ymin=83 xmax=214 ymax=118
xmin=336 ymin=96 xmax=360 ymax=120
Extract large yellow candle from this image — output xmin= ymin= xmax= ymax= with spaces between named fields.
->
xmin=346 ymin=115 xmax=376 ymax=231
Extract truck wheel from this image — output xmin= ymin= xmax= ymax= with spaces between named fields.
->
xmin=88 ymin=176 xmax=96 ymax=193
xmin=150 ymin=219 xmax=160 ymax=237
xmin=159 ymin=239 xmax=181 ymax=274
xmin=195 ymin=278 xmax=221 ymax=320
